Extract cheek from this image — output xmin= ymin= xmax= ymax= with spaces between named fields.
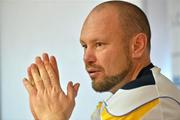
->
xmin=97 ymin=50 xmax=124 ymax=76
xmin=106 ymin=57 xmax=123 ymax=75
xmin=99 ymin=51 xmax=128 ymax=76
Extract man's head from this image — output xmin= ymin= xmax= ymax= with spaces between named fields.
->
xmin=80 ymin=1 xmax=151 ymax=92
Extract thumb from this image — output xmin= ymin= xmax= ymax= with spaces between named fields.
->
xmin=73 ymin=83 xmax=80 ymax=97
xmin=67 ymin=81 xmax=75 ymax=100
xmin=29 ymin=99 xmax=39 ymax=120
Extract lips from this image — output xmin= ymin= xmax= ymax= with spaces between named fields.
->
xmin=87 ymin=68 xmax=101 ymax=79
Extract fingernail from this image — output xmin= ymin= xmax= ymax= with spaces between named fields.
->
xmin=70 ymin=81 xmax=73 ymax=86
xmin=23 ymin=78 xmax=27 ymax=83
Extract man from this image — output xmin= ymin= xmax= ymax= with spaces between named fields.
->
xmin=23 ymin=1 xmax=180 ymax=120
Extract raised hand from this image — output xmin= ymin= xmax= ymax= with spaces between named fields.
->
xmin=23 ymin=53 xmax=80 ymax=120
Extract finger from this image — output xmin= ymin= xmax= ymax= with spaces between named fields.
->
xmin=67 ymin=81 xmax=75 ymax=100
xmin=50 ymin=56 xmax=61 ymax=88
xmin=73 ymin=83 xmax=80 ymax=97
xmin=27 ymin=66 xmax=35 ymax=86
xmin=30 ymin=64 xmax=45 ymax=91
xmin=42 ymin=53 xmax=50 ymax=63
xmin=35 ymin=56 xmax=51 ymax=88
xmin=44 ymin=61 xmax=61 ymax=89
xmin=42 ymin=53 xmax=61 ymax=89
xmin=23 ymin=78 xmax=36 ymax=95
xmin=50 ymin=56 xmax=59 ymax=80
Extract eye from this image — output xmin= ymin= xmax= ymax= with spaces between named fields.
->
xmin=81 ymin=44 xmax=87 ymax=49
xmin=96 ymin=42 xmax=103 ymax=47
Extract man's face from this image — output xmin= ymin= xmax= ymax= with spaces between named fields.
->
xmin=80 ymin=10 xmax=133 ymax=92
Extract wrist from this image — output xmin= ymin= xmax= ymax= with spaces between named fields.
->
xmin=43 ymin=114 xmax=67 ymax=120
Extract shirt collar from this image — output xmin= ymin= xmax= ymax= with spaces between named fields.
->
xmin=121 ymin=63 xmax=155 ymax=90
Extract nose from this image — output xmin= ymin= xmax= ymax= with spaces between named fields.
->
xmin=83 ymin=48 xmax=96 ymax=65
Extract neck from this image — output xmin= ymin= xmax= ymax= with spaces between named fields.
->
xmin=110 ymin=60 xmax=151 ymax=94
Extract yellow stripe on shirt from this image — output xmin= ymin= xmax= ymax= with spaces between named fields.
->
xmin=101 ymin=99 xmax=160 ymax=120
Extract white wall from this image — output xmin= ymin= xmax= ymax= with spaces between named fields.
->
xmin=1 ymin=0 xmax=178 ymax=120
xmin=144 ymin=0 xmax=180 ymax=85
xmin=0 ymin=1 xmax=2 ymax=118
xmin=0 ymin=1 xmax=103 ymax=120
xmin=144 ymin=0 xmax=172 ymax=79
xmin=167 ymin=0 xmax=180 ymax=88
xmin=0 ymin=1 xmax=142 ymax=120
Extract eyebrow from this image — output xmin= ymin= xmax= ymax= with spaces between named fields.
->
xmin=80 ymin=39 xmax=85 ymax=44
xmin=80 ymin=38 xmax=102 ymax=44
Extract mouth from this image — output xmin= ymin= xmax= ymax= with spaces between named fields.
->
xmin=87 ymin=68 xmax=101 ymax=79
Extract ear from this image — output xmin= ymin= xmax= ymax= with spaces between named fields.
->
xmin=131 ymin=33 xmax=147 ymax=58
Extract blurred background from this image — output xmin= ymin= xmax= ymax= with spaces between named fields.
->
xmin=0 ymin=0 xmax=179 ymax=119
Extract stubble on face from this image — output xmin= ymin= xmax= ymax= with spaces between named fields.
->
xmin=91 ymin=53 xmax=133 ymax=92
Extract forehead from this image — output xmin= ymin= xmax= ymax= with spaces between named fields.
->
xmin=80 ymin=9 xmax=122 ymax=43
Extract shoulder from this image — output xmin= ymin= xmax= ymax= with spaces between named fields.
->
xmin=103 ymin=67 xmax=180 ymax=117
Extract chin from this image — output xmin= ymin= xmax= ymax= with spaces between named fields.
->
xmin=91 ymin=80 xmax=112 ymax=92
